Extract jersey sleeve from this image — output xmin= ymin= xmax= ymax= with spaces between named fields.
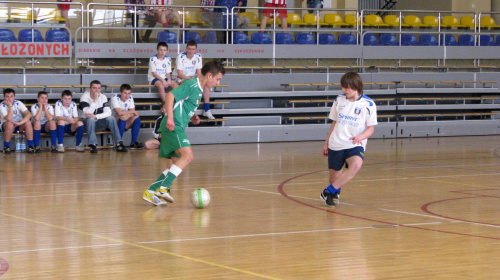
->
xmin=71 ymin=102 xmax=79 ymax=118
xmin=175 ymin=54 xmax=184 ymax=71
xmin=328 ymin=98 xmax=338 ymax=121
xmin=149 ymin=57 xmax=157 ymax=73
xmin=55 ymin=101 xmax=62 ymax=117
xmin=17 ymin=101 xmax=28 ymax=113
xmin=0 ymin=103 xmax=7 ymax=117
xmin=366 ymin=102 xmax=378 ymax=126
xmin=48 ymin=105 xmax=55 ymax=116
xmin=129 ymin=97 xmax=135 ymax=109
xmin=30 ymin=104 xmax=39 ymax=116
xmin=110 ymin=95 xmax=120 ymax=110
xmin=195 ymin=54 xmax=202 ymax=69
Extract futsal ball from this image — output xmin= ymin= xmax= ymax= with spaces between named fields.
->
xmin=190 ymin=188 xmax=211 ymax=209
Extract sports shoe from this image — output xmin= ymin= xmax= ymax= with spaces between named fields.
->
xmin=203 ymin=110 xmax=215 ymax=120
xmin=320 ymin=188 xmax=340 ymax=207
xmin=75 ymin=143 xmax=85 ymax=152
xmin=89 ymin=144 xmax=98 ymax=154
xmin=3 ymin=147 xmax=11 ymax=154
xmin=142 ymin=190 xmax=167 ymax=206
xmin=57 ymin=145 xmax=65 ymax=153
xmin=155 ymin=187 xmax=174 ymax=203
xmin=51 ymin=146 xmax=57 ymax=153
xmin=27 ymin=146 xmax=35 ymax=154
xmin=129 ymin=141 xmax=144 ymax=150
xmin=35 ymin=146 xmax=42 ymax=153
xmin=116 ymin=141 xmax=128 ymax=152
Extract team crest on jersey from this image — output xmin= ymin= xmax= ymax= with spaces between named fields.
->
xmin=192 ymin=61 xmax=196 ymax=65
xmin=354 ymin=107 xmax=361 ymax=115
xmin=162 ymin=63 xmax=167 ymax=68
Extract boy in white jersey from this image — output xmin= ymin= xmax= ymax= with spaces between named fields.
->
xmin=0 ymin=88 xmax=35 ymax=154
xmin=31 ymin=91 xmax=57 ymax=153
xmin=142 ymin=60 xmax=225 ymax=206
xmin=148 ymin=42 xmax=178 ymax=101
xmin=172 ymin=40 xmax=215 ymax=120
xmin=55 ymin=90 xmax=85 ymax=152
xmin=110 ymin=84 xmax=144 ymax=149
xmin=320 ymin=72 xmax=377 ymax=207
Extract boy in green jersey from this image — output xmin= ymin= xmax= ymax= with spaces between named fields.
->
xmin=142 ymin=60 xmax=225 ymax=206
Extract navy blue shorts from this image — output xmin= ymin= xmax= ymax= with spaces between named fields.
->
xmin=64 ymin=123 xmax=76 ymax=135
xmin=151 ymin=78 xmax=169 ymax=85
xmin=328 ymin=146 xmax=365 ymax=171
xmin=1 ymin=122 xmax=20 ymax=133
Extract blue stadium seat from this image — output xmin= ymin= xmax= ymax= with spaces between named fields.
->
xmin=439 ymin=34 xmax=457 ymax=46
xmin=185 ymin=31 xmax=202 ymax=43
xmin=157 ymin=31 xmax=177 ymax=43
xmin=458 ymin=34 xmax=474 ymax=46
xmin=338 ymin=34 xmax=357 ymax=45
xmin=275 ymin=33 xmax=295 ymax=44
xmin=496 ymin=36 xmax=500 ymax=46
xmin=45 ymin=29 xmax=69 ymax=42
xmin=380 ymin=33 xmax=398 ymax=45
xmin=204 ymin=31 xmax=217 ymax=44
xmin=363 ymin=33 xmax=380 ymax=45
xmin=478 ymin=34 xmax=495 ymax=46
xmin=401 ymin=34 xmax=419 ymax=46
xmin=318 ymin=33 xmax=336 ymax=44
xmin=19 ymin=29 xmax=45 ymax=42
xmin=295 ymin=33 xmax=315 ymax=44
xmin=251 ymin=32 xmax=272 ymax=44
xmin=233 ymin=32 xmax=250 ymax=44
xmin=0 ymin=29 xmax=18 ymax=42
xmin=419 ymin=34 xmax=438 ymax=46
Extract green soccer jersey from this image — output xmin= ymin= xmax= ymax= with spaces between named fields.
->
xmin=158 ymin=78 xmax=203 ymax=132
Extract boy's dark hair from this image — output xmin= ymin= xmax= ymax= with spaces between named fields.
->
xmin=3 ymin=88 xmax=15 ymax=96
xmin=186 ymin=40 xmax=198 ymax=48
xmin=90 ymin=80 xmax=101 ymax=87
xmin=61 ymin=90 xmax=72 ymax=97
xmin=201 ymin=60 xmax=225 ymax=77
xmin=157 ymin=42 xmax=168 ymax=50
xmin=340 ymin=72 xmax=363 ymax=95
xmin=37 ymin=91 xmax=48 ymax=98
xmin=120 ymin=84 xmax=132 ymax=92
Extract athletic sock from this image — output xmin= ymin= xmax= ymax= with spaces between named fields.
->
xmin=326 ymin=184 xmax=338 ymax=194
xmin=148 ymin=169 xmax=169 ymax=192
xmin=159 ymin=164 xmax=182 ymax=189
xmin=75 ymin=126 xmax=84 ymax=146
xmin=204 ymin=103 xmax=210 ymax=112
xmin=118 ymin=120 xmax=126 ymax=138
xmin=49 ymin=129 xmax=57 ymax=147
xmin=4 ymin=141 xmax=10 ymax=148
xmin=130 ymin=117 xmax=141 ymax=145
xmin=57 ymin=125 xmax=65 ymax=144
xmin=34 ymin=129 xmax=41 ymax=146
xmin=27 ymin=140 xmax=34 ymax=147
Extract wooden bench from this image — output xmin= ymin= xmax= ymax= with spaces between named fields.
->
xmin=9 ymin=131 xmax=114 ymax=151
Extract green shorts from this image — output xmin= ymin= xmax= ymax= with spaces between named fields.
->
xmin=158 ymin=129 xmax=191 ymax=159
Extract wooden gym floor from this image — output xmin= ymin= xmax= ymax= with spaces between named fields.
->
xmin=1 ymin=135 xmax=499 ymax=279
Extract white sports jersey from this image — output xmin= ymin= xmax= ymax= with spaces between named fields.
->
xmin=110 ymin=94 xmax=136 ymax=118
xmin=0 ymin=100 xmax=29 ymax=126
xmin=328 ymin=94 xmax=377 ymax=151
xmin=148 ymin=55 xmax=172 ymax=83
xmin=54 ymin=100 xmax=79 ymax=125
xmin=30 ymin=103 xmax=55 ymax=125
xmin=173 ymin=52 xmax=202 ymax=79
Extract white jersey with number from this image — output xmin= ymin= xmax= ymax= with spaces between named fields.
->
xmin=173 ymin=52 xmax=202 ymax=79
xmin=30 ymin=103 xmax=55 ymax=125
xmin=328 ymin=94 xmax=377 ymax=151
xmin=0 ymin=100 xmax=29 ymax=126
xmin=148 ymin=55 xmax=172 ymax=83
xmin=110 ymin=94 xmax=135 ymax=118
xmin=54 ymin=100 xmax=79 ymax=125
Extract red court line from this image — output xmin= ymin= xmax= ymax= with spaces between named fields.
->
xmin=0 ymin=257 xmax=9 ymax=276
xmin=278 ymin=170 xmax=500 ymax=241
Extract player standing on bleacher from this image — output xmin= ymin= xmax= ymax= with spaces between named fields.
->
xmin=172 ymin=40 xmax=215 ymax=120
xmin=1 ymin=88 xmax=35 ymax=154
xmin=320 ymin=72 xmax=378 ymax=207
xmin=31 ymin=91 xmax=57 ymax=153
xmin=55 ymin=90 xmax=85 ymax=152
xmin=110 ymin=84 xmax=144 ymax=150
xmin=148 ymin=42 xmax=178 ymax=102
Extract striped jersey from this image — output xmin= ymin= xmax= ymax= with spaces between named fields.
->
xmin=265 ymin=0 xmax=287 ymax=4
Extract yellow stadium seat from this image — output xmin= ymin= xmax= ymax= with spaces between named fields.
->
xmin=240 ymin=12 xmax=260 ymax=25
xmin=266 ymin=15 xmax=281 ymax=25
xmin=345 ymin=14 xmax=366 ymax=27
xmin=324 ymin=14 xmax=348 ymax=27
xmin=194 ymin=11 xmax=207 ymax=25
xmin=422 ymin=15 xmax=439 ymax=28
xmin=479 ymin=16 xmax=500 ymax=29
xmin=441 ymin=15 xmax=465 ymax=28
xmin=286 ymin=13 xmax=305 ymax=26
xmin=303 ymin=13 xmax=326 ymax=26
xmin=364 ymin=14 xmax=388 ymax=27
xmin=384 ymin=15 xmax=408 ymax=27
xmin=460 ymin=16 xmax=475 ymax=29
xmin=403 ymin=15 xmax=425 ymax=27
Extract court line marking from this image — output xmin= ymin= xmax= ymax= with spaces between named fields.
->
xmin=0 ymin=211 xmax=281 ymax=280
xmin=0 ymin=243 xmax=124 ymax=255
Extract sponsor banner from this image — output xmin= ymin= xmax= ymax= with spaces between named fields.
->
xmin=0 ymin=42 xmax=71 ymax=57
xmin=75 ymin=43 xmax=273 ymax=59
